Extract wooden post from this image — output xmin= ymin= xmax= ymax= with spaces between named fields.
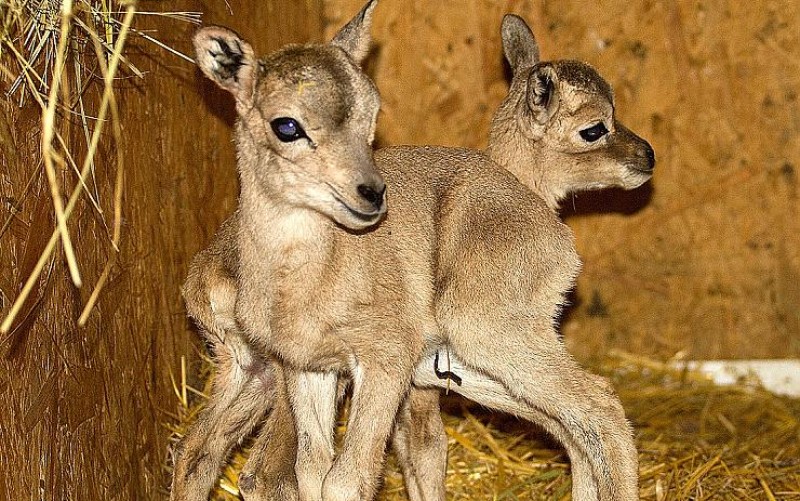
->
xmin=0 ymin=1 xmax=323 ymax=499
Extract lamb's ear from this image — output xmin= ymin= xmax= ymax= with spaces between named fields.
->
xmin=527 ymin=64 xmax=560 ymax=124
xmin=331 ymin=0 xmax=378 ymax=64
xmin=501 ymin=14 xmax=540 ymax=76
xmin=193 ymin=26 xmax=256 ymax=104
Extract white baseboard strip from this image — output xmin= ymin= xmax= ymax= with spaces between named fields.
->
xmin=673 ymin=359 xmax=800 ymax=398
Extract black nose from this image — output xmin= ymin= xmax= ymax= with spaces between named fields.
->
xmin=357 ymin=183 xmax=385 ymax=211
xmin=643 ymin=143 xmax=656 ymax=170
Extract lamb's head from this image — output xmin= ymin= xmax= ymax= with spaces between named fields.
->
xmin=489 ymin=14 xmax=655 ymax=209
xmin=193 ymin=0 xmax=385 ymax=230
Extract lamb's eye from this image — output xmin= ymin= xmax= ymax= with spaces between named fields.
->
xmin=579 ymin=122 xmax=609 ymax=142
xmin=270 ymin=117 xmax=307 ymax=142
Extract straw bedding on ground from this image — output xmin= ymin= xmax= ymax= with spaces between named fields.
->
xmin=167 ymin=351 xmax=800 ymax=500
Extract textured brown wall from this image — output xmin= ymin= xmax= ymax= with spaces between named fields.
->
xmin=2 ymin=1 xmax=796 ymax=496
xmin=0 ymin=1 xmax=322 ymax=499
xmin=323 ymin=0 xmax=800 ymax=360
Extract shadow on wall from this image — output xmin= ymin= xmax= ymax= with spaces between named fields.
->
xmin=562 ymin=183 xmax=655 ymax=217
xmin=196 ymin=69 xmax=237 ymax=129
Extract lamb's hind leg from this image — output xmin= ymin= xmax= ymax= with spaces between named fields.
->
xmin=171 ymin=333 xmax=275 ymax=501
xmin=238 ymin=363 xmax=300 ymax=501
xmin=442 ymin=315 xmax=638 ymax=501
xmin=413 ymin=350 xmax=600 ymax=500
xmin=391 ymin=387 xmax=447 ymax=501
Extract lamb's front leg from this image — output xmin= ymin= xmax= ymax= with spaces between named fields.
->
xmin=322 ymin=342 xmax=419 ymax=501
xmin=285 ymin=370 xmax=340 ymax=501
xmin=261 ymin=297 xmax=353 ymax=501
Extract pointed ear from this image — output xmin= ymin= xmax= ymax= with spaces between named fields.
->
xmin=501 ymin=14 xmax=540 ymax=76
xmin=193 ymin=26 xmax=256 ymax=104
xmin=331 ymin=0 xmax=378 ymax=64
xmin=526 ymin=64 xmax=560 ymax=124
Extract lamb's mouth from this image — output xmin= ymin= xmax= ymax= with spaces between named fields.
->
xmin=627 ymin=164 xmax=655 ymax=175
xmin=333 ymin=194 xmax=383 ymax=223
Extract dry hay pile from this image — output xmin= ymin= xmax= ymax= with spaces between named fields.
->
xmin=0 ymin=0 xmax=198 ymax=334
xmin=167 ymin=352 xmax=800 ymax=500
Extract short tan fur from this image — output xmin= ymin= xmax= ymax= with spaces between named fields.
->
xmin=171 ymin=6 xmax=653 ymax=501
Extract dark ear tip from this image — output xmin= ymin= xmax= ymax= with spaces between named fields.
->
xmin=501 ymin=14 xmax=539 ymax=71
xmin=502 ymin=14 xmax=525 ymax=27
xmin=331 ymin=0 xmax=379 ymax=64
xmin=194 ymin=25 xmax=221 ymax=39
xmin=192 ymin=27 xmax=215 ymax=51
xmin=361 ymin=0 xmax=379 ymax=20
xmin=501 ymin=13 xmax=529 ymax=35
xmin=193 ymin=26 xmax=243 ymax=45
xmin=192 ymin=27 xmax=211 ymax=46
xmin=364 ymin=0 xmax=380 ymax=22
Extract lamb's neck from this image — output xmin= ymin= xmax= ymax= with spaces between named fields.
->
xmin=246 ymin=198 xmax=328 ymax=251
xmin=486 ymin=134 xmax=563 ymax=212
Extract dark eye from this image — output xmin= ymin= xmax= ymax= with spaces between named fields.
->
xmin=270 ymin=117 xmax=308 ymax=142
xmin=579 ymin=122 xmax=609 ymax=142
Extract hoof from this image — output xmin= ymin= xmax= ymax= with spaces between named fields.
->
xmin=238 ymin=472 xmax=257 ymax=494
